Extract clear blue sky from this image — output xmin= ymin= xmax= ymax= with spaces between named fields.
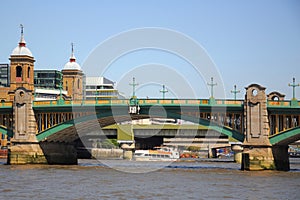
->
xmin=0 ymin=0 xmax=299 ymax=99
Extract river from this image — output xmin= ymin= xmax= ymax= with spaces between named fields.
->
xmin=0 ymin=158 xmax=299 ymax=200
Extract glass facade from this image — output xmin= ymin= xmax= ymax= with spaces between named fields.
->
xmin=34 ymin=70 xmax=62 ymax=89
xmin=0 ymin=64 xmax=9 ymax=87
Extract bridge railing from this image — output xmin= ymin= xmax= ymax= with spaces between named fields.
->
xmin=0 ymin=101 xmax=13 ymax=108
xmin=30 ymin=99 xmax=244 ymax=107
xmin=267 ymin=100 xmax=300 ymax=107
xmin=138 ymin=99 xmax=243 ymax=106
xmin=2 ymin=99 xmax=300 ymax=108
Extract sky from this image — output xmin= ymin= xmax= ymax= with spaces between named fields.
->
xmin=0 ymin=0 xmax=299 ymax=99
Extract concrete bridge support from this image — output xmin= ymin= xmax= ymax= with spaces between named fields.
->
xmin=8 ymin=88 xmax=77 ymax=165
xmin=8 ymin=88 xmax=46 ymax=164
xmin=120 ymin=143 xmax=135 ymax=160
xmin=242 ymin=84 xmax=276 ymax=170
xmin=241 ymin=84 xmax=290 ymax=171
xmin=272 ymin=145 xmax=290 ymax=171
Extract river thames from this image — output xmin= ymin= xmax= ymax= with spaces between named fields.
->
xmin=0 ymin=158 xmax=299 ymax=200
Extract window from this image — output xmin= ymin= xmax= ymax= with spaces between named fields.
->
xmin=16 ymin=66 xmax=22 ymax=77
xmin=27 ymin=67 xmax=30 ymax=78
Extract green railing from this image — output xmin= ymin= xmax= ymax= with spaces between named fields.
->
xmin=29 ymin=99 xmax=244 ymax=107
xmin=267 ymin=100 xmax=300 ymax=108
xmin=1 ymin=99 xmax=299 ymax=108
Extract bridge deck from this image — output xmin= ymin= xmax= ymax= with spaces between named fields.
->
xmin=1 ymin=99 xmax=299 ymax=109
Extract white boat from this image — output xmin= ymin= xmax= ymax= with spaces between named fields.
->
xmin=133 ymin=147 xmax=180 ymax=161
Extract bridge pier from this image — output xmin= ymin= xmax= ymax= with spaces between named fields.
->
xmin=241 ymin=84 xmax=279 ymax=170
xmin=8 ymin=88 xmax=77 ymax=165
xmin=120 ymin=143 xmax=135 ymax=160
xmin=8 ymin=142 xmax=78 ymax=165
xmin=241 ymin=146 xmax=275 ymax=170
xmin=8 ymin=143 xmax=48 ymax=164
xmin=272 ymin=145 xmax=290 ymax=171
xmin=231 ymin=144 xmax=243 ymax=163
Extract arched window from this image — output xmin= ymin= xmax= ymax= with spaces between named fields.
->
xmin=77 ymin=79 xmax=80 ymax=89
xmin=16 ymin=66 xmax=22 ymax=77
xmin=27 ymin=67 xmax=30 ymax=78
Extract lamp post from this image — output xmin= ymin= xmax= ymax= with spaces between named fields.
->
xmin=207 ymin=77 xmax=217 ymax=99
xmin=129 ymin=77 xmax=138 ymax=99
xmin=231 ymin=85 xmax=240 ymax=101
xmin=289 ymin=77 xmax=300 ymax=100
xmin=160 ymin=85 xmax=168 ymax=100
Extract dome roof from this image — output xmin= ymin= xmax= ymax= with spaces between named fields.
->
xmin=64 ymin=60 xmax=81 ymax=70
xmin=63 ymin=43 xmax=81 ymax=70
xmin=11 ymin=45 xmax=33 ymax=57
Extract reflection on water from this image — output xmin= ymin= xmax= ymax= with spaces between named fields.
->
xmin=0 ymin=158 xmax=299 ymax=200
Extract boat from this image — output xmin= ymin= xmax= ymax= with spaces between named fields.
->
xmin=133 ymin=146 xmax=180 ymax=161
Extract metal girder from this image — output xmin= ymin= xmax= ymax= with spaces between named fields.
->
xmin=269 ymin=126 xmax=300 ymax=146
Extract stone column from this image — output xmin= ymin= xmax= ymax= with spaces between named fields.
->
xmin=242 ymin=84 xmax=275 ymax=170
xmin=8 ymin=88 xmax=48 ymax=164
xmin=8 ymin=88 xmax=78 ymax=165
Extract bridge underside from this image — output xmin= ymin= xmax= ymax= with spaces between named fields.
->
xmin=37 ymin=115 xmax=149 ymax=143
xmin=36 ymin=111 xmax=245 ymax=144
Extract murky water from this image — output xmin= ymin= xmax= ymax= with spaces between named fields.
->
xmin=0 ymin=158 xmax=299 ymax=200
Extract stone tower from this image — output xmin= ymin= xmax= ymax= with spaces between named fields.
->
xmin=62 ymin=43 xmax=84 ymax=100
xmin=8 ymin=25 xmax=37 ymax=141
xmin=9 ymin=24 xmax=35 ymax=100
xmin=7 ymin=26 xmax=47 ymax=164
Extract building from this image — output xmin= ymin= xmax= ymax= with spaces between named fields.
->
xmin=34 ymin=70 xmax=62 ymax=89
xmin=34 ymin=88 xmax=68 ymax=101
xmin=85 ymin=76 xmax=124 ymax=100
xmin=0 ymin=64 xmax=9 ymax=87
xmin=33 ymin=70 xmax=69 ymax=101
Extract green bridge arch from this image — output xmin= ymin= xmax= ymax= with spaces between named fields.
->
xmin=36 ymin=111 xmax=245 ymax=143
xmin=269 ymin=126 xmax=300 ymax=146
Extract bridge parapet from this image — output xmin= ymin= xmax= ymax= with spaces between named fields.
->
xmin=267 ymin=100 xmax=300 ymax=108
xmin=1 ymin=99 xmax=299 ymax=109
xmin=0 ymin=101 xmax=13 ymax=108
xmin=29 ymin=98 xmax=244 ymax=107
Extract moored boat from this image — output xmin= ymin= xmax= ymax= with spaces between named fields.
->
xmin=133 ymin=146 xmax=179 ymax=161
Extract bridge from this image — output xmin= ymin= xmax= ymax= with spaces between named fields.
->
xmin=0 ymin=84 xmax=300 ymax=170
xmin=1 ymin=27 xmax=299 ymax=170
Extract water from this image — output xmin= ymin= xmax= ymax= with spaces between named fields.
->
xmin=0 ymin=158 xmax=299 ymax=200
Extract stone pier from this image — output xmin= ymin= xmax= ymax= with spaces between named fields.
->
xmin=120 ymin=143 xmax=135 ymax=160
xmin=8 ymin=88 xmax=77 ymax=165
xmin=241 ymin=84 xmax=291 ymax=171
xmin=241 ymin=84 xmax=276 ymax=170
